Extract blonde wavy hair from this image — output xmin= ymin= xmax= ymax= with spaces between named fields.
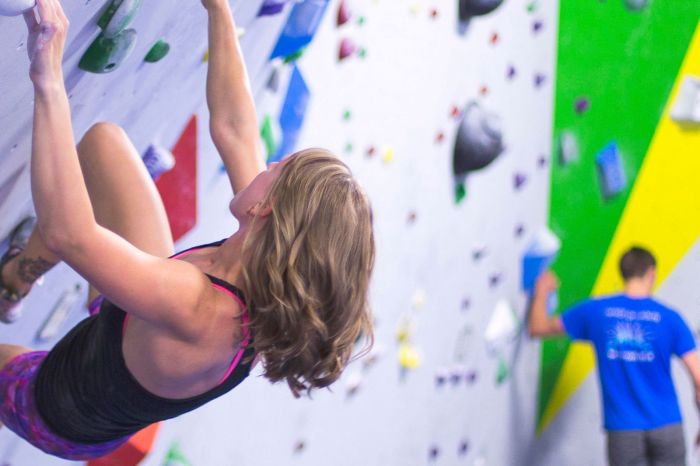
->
xmin=241 ymin=148 xmax=375 ymax=397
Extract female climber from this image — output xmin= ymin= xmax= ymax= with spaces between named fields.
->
xmin=0 ymin=0 xmax=375 ymax=459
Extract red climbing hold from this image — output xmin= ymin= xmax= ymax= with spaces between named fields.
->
xmin=337 ymin=0 xmax=351 ymax=26
xmin=338 ymin=38 xmax=357 ymax=61
xmin=490 ymin=32 xmax=499 ymax=45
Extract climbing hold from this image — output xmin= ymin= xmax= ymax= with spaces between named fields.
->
xmin=479 ymin=85 xmax=489 ymax=96
xmin=270 ymin=65 xmax=310 ymax=163
xmin=670 ymin=75 xmax=700 ymax=124
xmin=526 ymin=1 xmax=538 ymax=12
xmin=98 ymin=0 xmax=144 ymax=38
xmin=293 ymin=440 xmax=306 ymax=454
xmin=342 ymin=109 xmax=352 ymax=121
xmin=357 ymin=47 xmax=367 ymax=59
xmin=596 ymin=142 xmax=627 ymax=199
xmin=496 ymin=357 xmax=509 ymax=385
xmin=258 ymin=0 xmax=293 ymax=16
xmin=435 ymin=367 xmax=449 ymax=387
xmin=396 ymin=319 xmax=414 ymax=343
xmin=574 ymin=97 xmax=590 ymax=114
xmin=532 ymin=19 xmax=543 ymax=33
xmin=435 ymin=131 xmax=445 ymax=144
xmin=381 ymin=146 xmax=395 ymax=164
xmin=515 ymin=223 xmax=526 ymax=238
xmin=538 ymin=155 xmax=548 ymax=168
xmin=202 ymin=49 xmax=209 ymax=63
xmin=366 ymin=146 xmax=376 ymax=157
xmin=260 ymin=114 xmax=281 ymax=162
xmin=534 ymin=73 xmax=546 ymax=88
xmin=337 ymin=0 xmax=351 ymax=26
xmin=506 ymin=65 xmax=517 ymax=80
xmin=455 ymin=182 xmax=467 ymax=203
xmin=450 ymin=105 xmax=461 ymax=119
xmin=624 ymin=0 xmax=649 ymax=12
xmin=345 ymin=371 xmax=363 ymax=397
xmin=266 ymin=64 xmax=282 ymax=93
xmin=338 ymin=38 xmax=357 ymax=61
xmin=429 ymin=7 xmax=439 ymax=19
xmin=144 ymin=39 xmax=170 ymax=63
xmin=398 ymin=343 xmax=421 ymax=370
xmin=488 ymin=273 xmax=502 ymax=288
xmin=142 ymin=145 xmax=176 ymax=181
xmin=452 ymin=101 xmax=505 ymax=200
xmin=558 ymin=131 xmax=578 ymax=165
xmin=458 ymin=0 xmax=504 ymax=33
xmin=344 ymin=142 xmax=354 ymax=154
xmin=458 ymin=440 xmax=470 ymax=456
xmin=489 ymin=32 xmax=499 ymax=45
xmin=0 ymin=0 xmax=34 ymax=16
xmin=428 ymin=446 xmax=440 ymax=461
xmin=465 ymin=370 xmax=478 ymax=384
xmin=484 ymin=299 xmax=519 ymax=352
xmin=357 ymin=15 xmax=366 ymax=25
xmin=449 ymin=367 xmax=464 ymax=386
xmin=461 ymin=298 xmax=471 ymax=310
xmin=513 ymin=172 xmax=527 ymax=190
xmin=270 ymin=0 xmax=329 ymax=60
xmin=79 ymin=29 xmax=138 ymax=74
xmin=162 ymin=442 xmax=191 ymax=466
xmin=407 ymin=211 xmax=417 ymax=224
xmin=472 ymin=244 xmax=487 ymax=261
xmin=283 ymin=48 xmax=306 ymax=64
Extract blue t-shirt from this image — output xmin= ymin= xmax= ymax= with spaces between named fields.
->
xmin=561 ymin=294 xmax=696 ymax=431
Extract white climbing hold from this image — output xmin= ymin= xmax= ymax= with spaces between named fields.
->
xmin=0 ymin=0 xmax=35 ymax=16
xmin=670 ymin=75 xmax=700 ymax=124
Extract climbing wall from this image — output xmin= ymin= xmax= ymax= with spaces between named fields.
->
xmin=0 ymin=0 xmax=619 ymax=465
xmin=534 ymin=1 xmax=700 ymax=464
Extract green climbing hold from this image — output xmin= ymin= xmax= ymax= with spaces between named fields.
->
xmin=144 ymin=39 xmax=170 ymax=63
xmin=164 ymin=443 xmax=191 ymax=466
xmin=526 ymin=1 xmax=537 ymax=13
xmin=344 ymin=142 xmax=354 ymax=153
xmin=455 ymin=182 xmax=467 ymax=204
xmin=283 ymin=48 xmax=305 ymax=64
xmin=260 ymin=115 xmax=279 ymax=162
xmin=358 ymin=47 xmax=367 ymax=59
xmin=98 ymin=0 xmax=144 ymax=38
xmin=357 ymin=15 xmax=366 ymax=26
xmin=79 ymin=29 xmax=138 ymax=74
xmin=496 ymin=357 xmax=509 ymax=385
xmin=342 ymin=109 xmax=352 ymax=121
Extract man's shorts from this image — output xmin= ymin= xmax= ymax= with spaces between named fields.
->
xmin=608 ymin=423 xmax=686 ymax=466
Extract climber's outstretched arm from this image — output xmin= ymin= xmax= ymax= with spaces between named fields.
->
xmin=203 ymin=0 xmax=265 ymax=195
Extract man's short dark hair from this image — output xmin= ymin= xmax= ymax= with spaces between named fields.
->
xmin=619 ymin=247 xmax=656 ymax=281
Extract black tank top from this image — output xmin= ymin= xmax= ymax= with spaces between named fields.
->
xmin=34 ymin=240 xmax=255 ymax=445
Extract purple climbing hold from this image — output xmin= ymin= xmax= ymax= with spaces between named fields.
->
xmin=466 ymin=370 xmax=478 ymax=384
xmin=506 ymin=64 xmax=517 ymax=80
xmin=534 ymin=73 xmax=546 ymax=88
xmin=449 ymin=369 xmax=463 ymax=386
xmin=258 ymin=0 xmax=292 ymax=16
xmin=338 ymin=37 xmax=357 ymax=61
xmin=429 ymin=446 xmax=440 ymax=461
xmin=532 ymin=19 xmax=543 ymax=33
xmin=514 ymin=172 xmax=527 ymax=190
xmin=515 ymin=224 xmax=526 ymax=237
xmin=435 ymin=369 xmax=448 ymax=387
xmin=472 ymin=247 xmax=487 ymax=261
xmin=575 ymin=97 xmax=590 ymax=114
xmin=489 ymin=273 xmax=502 ymax=288
xmin=538 ymin=154 xmax=548 ymax=168
xmin=461 ymin=298 xmax=471 ymax=310
xmin=458 ymin=440 xmax=470 ymax=456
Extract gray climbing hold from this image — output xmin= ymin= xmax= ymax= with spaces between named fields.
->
xmin=453 ymin=101 xmax=505 ymax=177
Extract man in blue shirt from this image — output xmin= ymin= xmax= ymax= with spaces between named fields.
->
xmin=529 ymin=246 xmax=700 ymax=466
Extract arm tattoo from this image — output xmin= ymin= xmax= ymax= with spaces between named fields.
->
xmin=17 ymin=256 xmax=55 ymax=285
